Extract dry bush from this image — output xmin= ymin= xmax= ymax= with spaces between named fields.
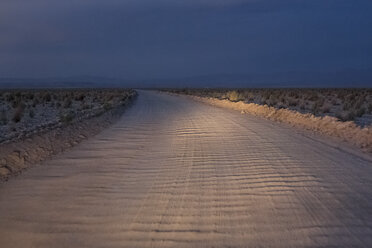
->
xmin=0 ymin=89 xmax=136 ymax=133
xmin=32 ymin=98 xmax=39 ymax=107
xmin=63 ymin=98 xmax=72 ymax=108
xmin=227 ymin=91 xmax=241 ymax=102
xmin=80 ymin=102 xmax=91 ymax=110
xmin=288 ymin=99 xmax=299 ymax=107
xmin=12 ymin=103 xmax=25 ymax=123
xmin=75 ymin=93 xmax=85 ymax=101
xmin=0 ymin=109 xmax=8 ymax=125
xmin=29 ymin=109 xmax=35 ymax=118
xmin=59 ymin=111 xmax=75 ymax=123
xmin=103 ymin=102 xmax=112 ymax=111
xmin=300 ymin=102 xmax=306 ymax=110
xmin=321 ymin=104 xmax=331 ymax=113
xmin=336 ymin=111 xmax=355 ymax=122
xmin=307 ymin=92 xmax=319 ymax=101
xmin=5 ymin=93 xmax=15 ymax=102
xmin=43 ymin=93 xmax=52 ymax=102
xmin=355 ymin=108 xmax=366 ymax=118
xmin=268 ymin=95 xmax=278 ymax=107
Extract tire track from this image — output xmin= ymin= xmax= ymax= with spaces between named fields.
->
xmin=0 ymin=90 xmax=371 ymax=247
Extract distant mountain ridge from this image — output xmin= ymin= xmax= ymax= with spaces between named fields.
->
xmin=1 ymin=68 xmax=371 ymax=88
xmin=143 ymin=69 xmax=372 ymax=88
xmin=0 ymin=76 xmax=125 ymax=88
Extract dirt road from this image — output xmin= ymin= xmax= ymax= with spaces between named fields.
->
xmin=0 ymin=91 xmax=371 ymax=247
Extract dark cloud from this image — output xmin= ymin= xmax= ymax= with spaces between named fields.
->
xmin=1 ymin=0 xmax=372 ymax=84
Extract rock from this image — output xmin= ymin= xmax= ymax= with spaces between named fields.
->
xmin=0 ymin=167 xmax=10 ymax=177
xmin=6 ymin=151 xmax=25 ymax=168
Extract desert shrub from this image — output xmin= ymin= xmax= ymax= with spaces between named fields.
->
xmin=353 ymin=99 xmax=364 ymax=110
xmin=32 ymin=98 xmax=39 ymax=107
xmin=103 ymin=102 xmax=112 ymax=111
xmin=300 ymin=103 xmax=306 ymax=110
xmin=75 ymin=93 xmax=85 ymax=101
xmin=12 ymin=103 xmax=25 ymax=123
xmin=29 ymin=109 xmax=35 ymax=118
xmin=26 ymin=93 xmax=34 ymax=100
xmin=245 ymin=92 xmax=255 ymax=102
xmin=307 ymin=92 xmax=319 ymax=101
xmin=0 ymin=109 xmax=8 ymax=125
xmin=277 ymin=103 xmax=286 ymax=109
xmin=227 ymin=91 xmax=242 ymax=102
xmin=337 ymin=91 xmax=346 ymax=100
xmin=345 ymin=111 xmax=356 ymax=121
xmin=288 ymin=91 xmax=299 ymax=99
xmin=15 ymin=92 xmax=21 ymax=98
xmin=268 ymin=95 xmax=278 ymax=107
xmin=311 ymin=102 xmax=320 ymax=115
xmin=81 ymin=102 xmax=91 ymax=110
xmin=321 ymin=104 xmax=331 ymax=113
xmin=59 ymin=111 xmax=75 ymax=123
xmin=11 ymin=100 xmax=18 ymax=108
xmin=43 ymin=93 xmax=52 ymax=102
xmin=288 ymin=99 xmax=299 ymax=107
xmin=106 ymin=95 xmax=114 ymax=101
xmin=311 ymin=97 xmax=325 ymax=114
xmin=346 ymin=93 xmax=358 ymax=103
xmin=63 ymin=98 xmax=72 ymax=108
xmin=335 ymin=112 xmax=343 ymax=121
xmin=355 ymin=107 xmax=365 ymax=117
xmin=6 ymin=93 xmax=15 ymax=102
xmin=343 ymin=102 xmax=352 ymax=111
xmin=368 ymin=103 xmax=372 ymax=113
xmin=336 ymin=111 xmax=355 ymax=122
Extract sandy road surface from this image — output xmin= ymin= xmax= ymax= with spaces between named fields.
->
xmin=0 ymin=91 xmax=372 ymax=247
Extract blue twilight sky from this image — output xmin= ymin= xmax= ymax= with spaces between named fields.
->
xmin=1 ymin=0 xmax=372 ymax=85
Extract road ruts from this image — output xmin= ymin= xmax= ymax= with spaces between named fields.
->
xmin=0 ymin=90 xmax=371 ymax=248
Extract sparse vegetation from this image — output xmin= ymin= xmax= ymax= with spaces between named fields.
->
xmin=63 ymin=98 xmax=72 ymax=108
xmin=59 ymin=111 xmax=75 ymax=123
xmin=0 ymin=89 xmax=136 ymax=143
xmin=163 ymin=89 xmax=371 ymax=152
xmin=103 ymin=102 xmax=113 ymax=111
xmin=12 ymin=103 xmax=25 ymax=123
xmin=163 ymin=88 xmax=372 ymax=126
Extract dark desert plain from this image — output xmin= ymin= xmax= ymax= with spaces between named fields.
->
xmin=1 ymin=0 xmax=372 ymax=247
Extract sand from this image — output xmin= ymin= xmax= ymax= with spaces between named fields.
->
xmin=0 ymin=91 xmax=371 ymax=247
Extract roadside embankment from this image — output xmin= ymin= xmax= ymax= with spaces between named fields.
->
xmin=176 ymin=93 xmax=371 ymax=153
xmin=0 ymin=90 xmax=137 ymax=181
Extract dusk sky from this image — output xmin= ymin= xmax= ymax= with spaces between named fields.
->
xmin=1 ymin=0 xmax=372 ymax=84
